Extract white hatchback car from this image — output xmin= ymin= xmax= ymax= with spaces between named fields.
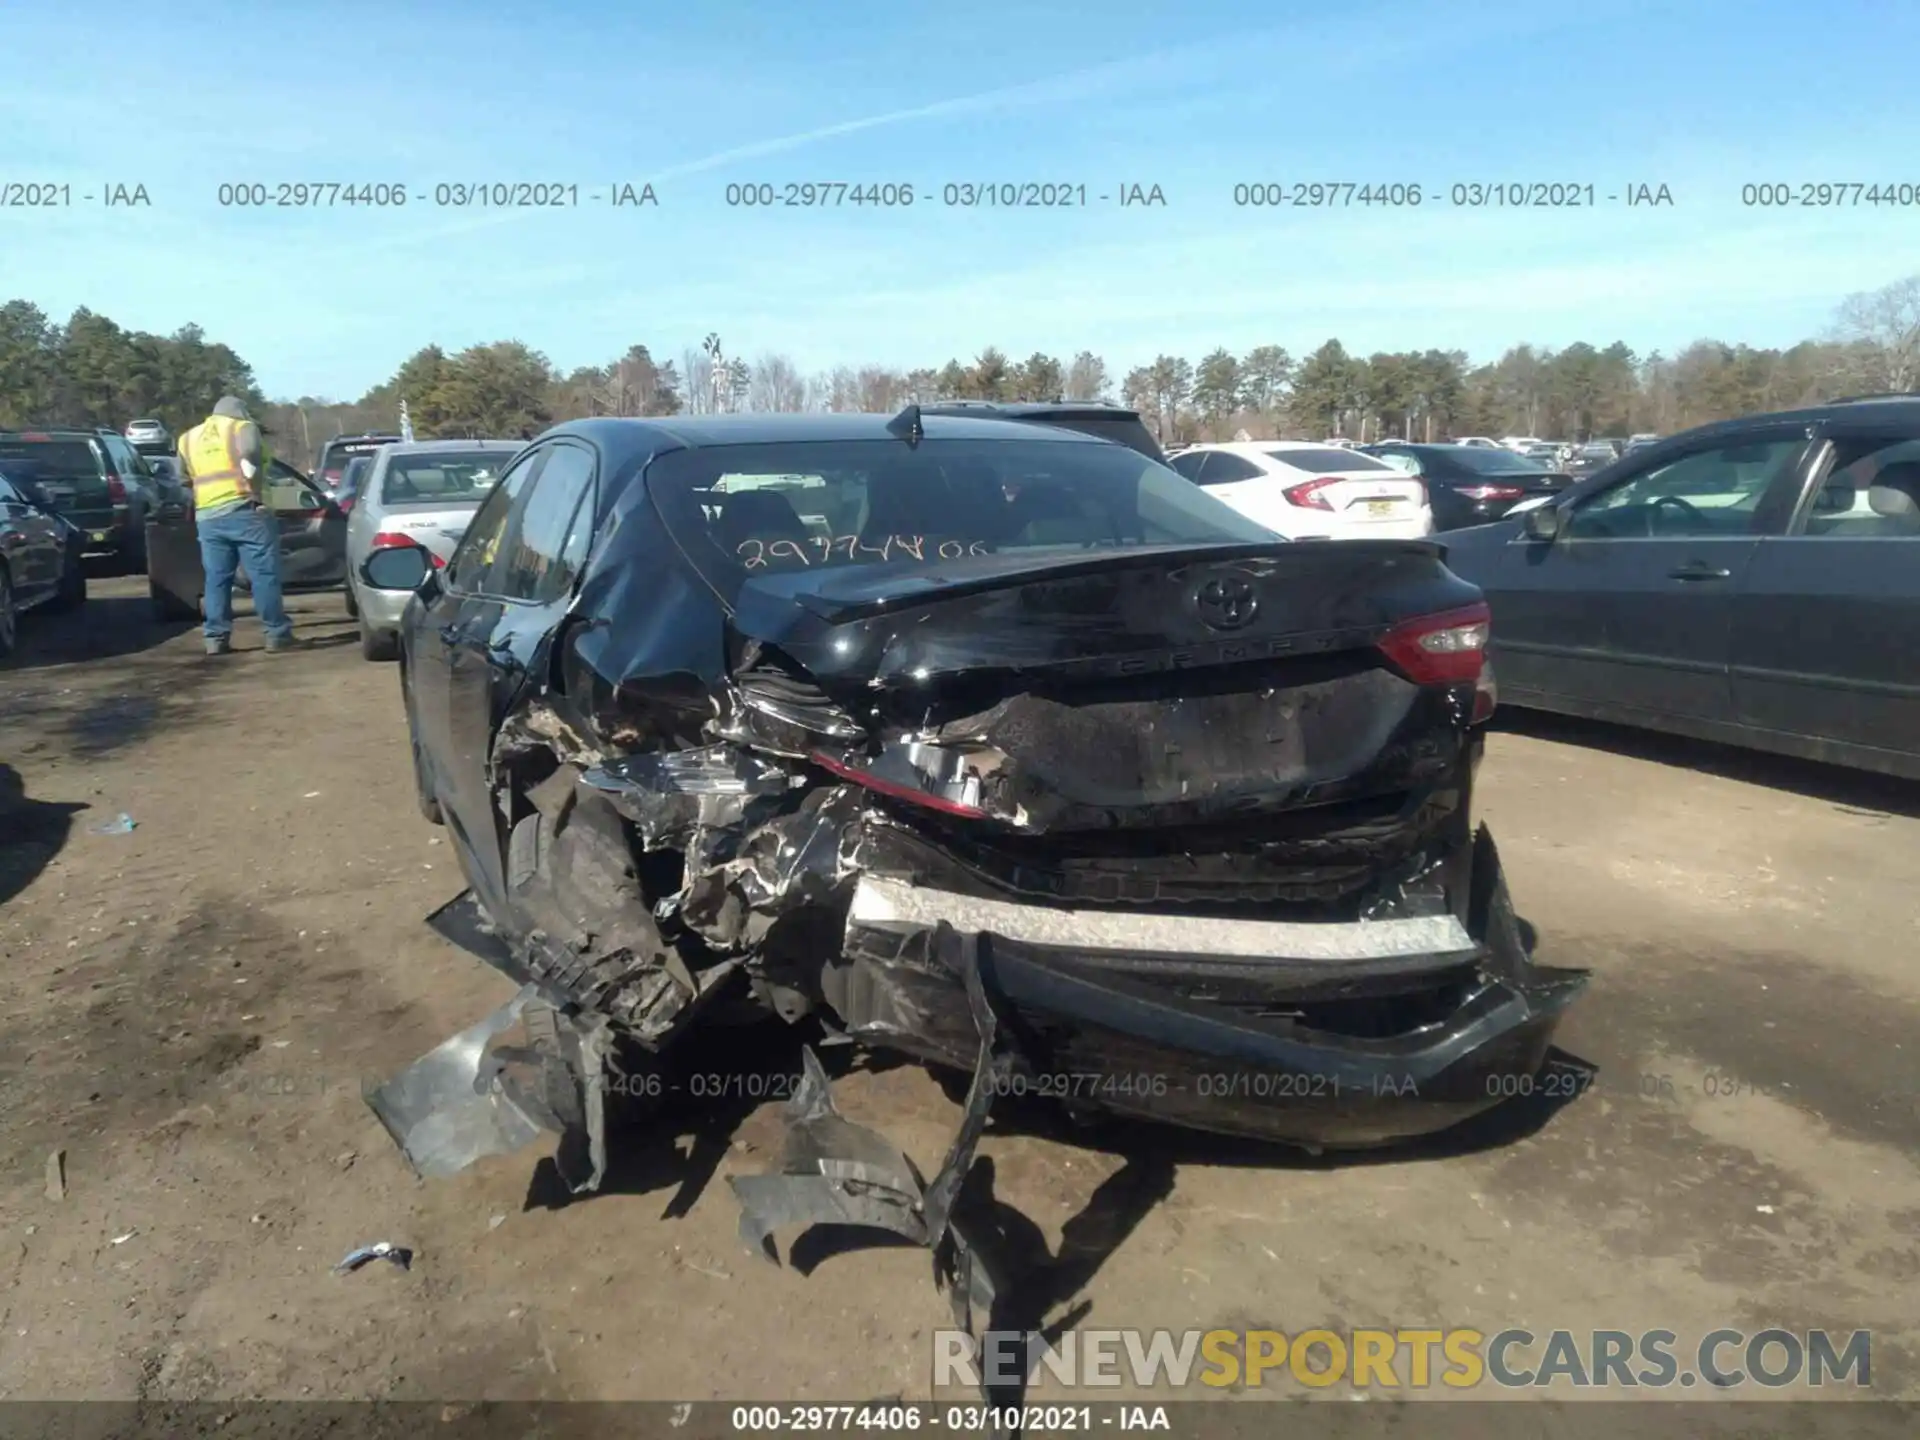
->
xmin=1167 ymin=441 xmax=1434 ymax=540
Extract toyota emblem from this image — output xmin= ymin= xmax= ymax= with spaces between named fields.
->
xmin=1192 ymin=574 xmax=1259 ymax=630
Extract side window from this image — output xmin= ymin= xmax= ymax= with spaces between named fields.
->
xmin=492 ymin=443 xmax=597 ymax=603
xmin=1800 ymin=437 xmax=1920 ymax=538
xmin=1565 ymin=437 xmax=1805 ymax=540
xmin=1168 ymin=451 xmax=1206 ymax=482
xmin=0 ymin=477 xmax=19 ymax=504
xmin=1373 ymin=449 xmax=1420 ymax=473
xmin=1197 ymin=453 xmax=1262 ymax=485
xmin=446 ymin=449 xmax=543 ymax=593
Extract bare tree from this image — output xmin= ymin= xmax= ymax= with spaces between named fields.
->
xmin=748 ymin=353 xmax=807 ymax=411
xmin=1833 ymin=275 xmax=1920 ymax=392
xmin=682 ymin=348 xmax=715 ymax=415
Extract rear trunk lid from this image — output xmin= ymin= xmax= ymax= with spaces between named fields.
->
xmin=372 ymin=501 xmax=485 ymax=563
xmin=0 ymin=436 xmax=114 ymax=530
xmin=727 ymin=542 xmax=1485 ymax=840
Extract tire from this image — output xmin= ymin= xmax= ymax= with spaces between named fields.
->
xmin=401 ymin=664 xmax=444 ymax=824
xmin=44 ymin=549 xmax=87 ymax=614
xmin=119 ymin=528 xmax=149 ymax=576
xmin=0 ymin=565 xmax=17 ymax=661
xmin=148 ymin=576 xmax=198 ymax=622
xmin=359 ymin=611 xmax=399 ymax=662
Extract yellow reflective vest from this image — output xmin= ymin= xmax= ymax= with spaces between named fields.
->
xmin=179 ymin=415 xmax=270 ymax=512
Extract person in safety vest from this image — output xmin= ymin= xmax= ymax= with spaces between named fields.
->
xmin=177 ymin=396 xmax=295 ymax=654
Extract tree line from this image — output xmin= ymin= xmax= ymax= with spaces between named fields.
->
xmin=3 ymin=276 xmax=1916 ymax=470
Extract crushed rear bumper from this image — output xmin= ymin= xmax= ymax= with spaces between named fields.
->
xmin=819 ymin=825 xmax=1586 ymax=1148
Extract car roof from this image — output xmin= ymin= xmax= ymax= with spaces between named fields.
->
xmin=1181 ymin=440 xmax=1352 ymax=454
xmin=548 ymin=411 xmax=1115 ymax=451
xmin=917 ymin=399 xmax=1147 ymax=420
xmin=377 ymin=438 xmax=523 ymax=457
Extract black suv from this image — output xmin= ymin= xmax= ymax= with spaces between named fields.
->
xmin=315 ymin=433 xmax=402 ymax=500
xmin=914 ymin=400 xmax=1166 ymax=462
xmin=0 ymin=428 xmax=165 ymax=572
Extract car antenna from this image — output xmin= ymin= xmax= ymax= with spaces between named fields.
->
xmin=886 ymin=403 xmax=923 ymax=448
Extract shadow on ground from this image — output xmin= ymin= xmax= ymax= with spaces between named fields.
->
xmin=5 ymin=594 xmax=194 ymax=671
xmin=1494 ymin=707 xmax=1920 ymax=818
xmin=0 ymin=762 xmax=89 ymax=907
xmin=508 ymin=985 xmax=1591 ymax=1367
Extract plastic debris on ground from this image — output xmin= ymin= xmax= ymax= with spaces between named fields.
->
xmin=333 ymin=1241 xmax=413 ymax=1274
xmin=89 ymin=813 xmax=136 ymax=835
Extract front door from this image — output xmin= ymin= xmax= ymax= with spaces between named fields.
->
xmin=1479 ymin=429 xmax=1812 ymax=726
xmin=261 ymin=461 xmax=348 ymax=587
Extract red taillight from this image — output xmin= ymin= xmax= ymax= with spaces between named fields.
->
xmin=1456 ymin=484 xmax=1526 ymax=502
xmin=371 ymin=531 xmax=414 ymax=548
xmin=810 ymin=750 xmax=987 ymax=818
xmin=1376 ymin=602 xmax=1491 ymax=687
xmin=1282 ymin=477 xmax=1337 ymax=510
xmin=431 ymin=551 xmax=445 ymax=568
xmin=106 ymin=475 xmax=128 ymax=505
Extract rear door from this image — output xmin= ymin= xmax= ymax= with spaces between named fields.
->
xmin=1475 ymin=427 xmax=1813 ymax=724
xmin=415 ymin=446 xmax=547 ymax=909
xmin=1730 ymin=432 xmax=1920 ymax=769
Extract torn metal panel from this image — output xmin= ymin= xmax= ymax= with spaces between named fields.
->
xmin=729 ymin=1047 xmax=932 ymax=1262
xmin=365 ymin=983 xmax=612 ymax=1193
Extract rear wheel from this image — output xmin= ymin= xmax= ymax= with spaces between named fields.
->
xmin=0 ymin=566 xmax=16 ymax=660
xmin=44 ymin=549 xmax=87 ymax=614
xmin=401 ymin=664 xmax=443 ymax=824
xmin=359 ymin=611 xmax=399 ymax=662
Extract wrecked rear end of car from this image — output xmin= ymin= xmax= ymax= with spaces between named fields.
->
xmin=368 ymin=421 xmax=1587 ymax=1359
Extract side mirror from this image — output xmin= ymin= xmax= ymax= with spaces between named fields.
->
xmin=1523 ymin=505 xmax=1565 ymax=542
xmin=362 ymin=544 xmax=432 ymax=591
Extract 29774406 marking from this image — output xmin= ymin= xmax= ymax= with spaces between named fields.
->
xmin=217 ymin=182 xmax=409 ymax=207
xmin=1741 ymin=182 xmax=1920 ymax=207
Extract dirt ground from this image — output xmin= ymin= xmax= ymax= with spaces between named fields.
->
xmin=1 ymin=576 xmax=1915 ymax=1408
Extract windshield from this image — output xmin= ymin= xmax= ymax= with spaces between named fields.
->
xmin=648 ymin=437 xmax=1279 ymax=604
xmin=0 ymin=438 xmax=103 ymax=481
xmin=1265 ymin=446 xmax=1394 ymax=473
xmin=378 ymin=451 xmax=508 ymax=506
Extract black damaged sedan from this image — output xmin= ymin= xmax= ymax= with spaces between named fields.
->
xmin=358 ymin=411 xmax=1586 ymax=1283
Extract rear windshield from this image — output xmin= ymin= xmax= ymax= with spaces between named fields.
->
xmin=0 ymin=438 xmax=102 ymax=479
xmin=1445 ymin=446 xmax=1550 ymax=474
xmin=378 ymin=451 xmax=509 ymax=504
xmin=132 ymin=439 xmax=174 ymax=458
xmin=648 ymin=437 xmax=1278 ymax=603
xmin=1264 ymin=446 xmax=1393 ymax=473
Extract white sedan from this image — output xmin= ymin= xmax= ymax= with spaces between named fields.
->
xmin=1167 ymin=441 xmax=1434 ymax=540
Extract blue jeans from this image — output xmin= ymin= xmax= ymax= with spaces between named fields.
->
xmin=199 ymin=504 xmax=292 ymax=642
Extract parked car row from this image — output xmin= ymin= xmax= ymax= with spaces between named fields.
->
xmin=0 ymin=427 xmax=166 ymax=573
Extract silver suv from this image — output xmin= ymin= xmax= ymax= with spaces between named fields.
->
xmin=344 ymin=439 xmax=523 ymax=660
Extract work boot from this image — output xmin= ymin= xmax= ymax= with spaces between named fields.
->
xmin=204 ymin=636 xmax=231 ymax=656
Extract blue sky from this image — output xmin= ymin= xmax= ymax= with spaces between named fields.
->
xmin=3 ymin=0 xmax=1916 ymax=399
